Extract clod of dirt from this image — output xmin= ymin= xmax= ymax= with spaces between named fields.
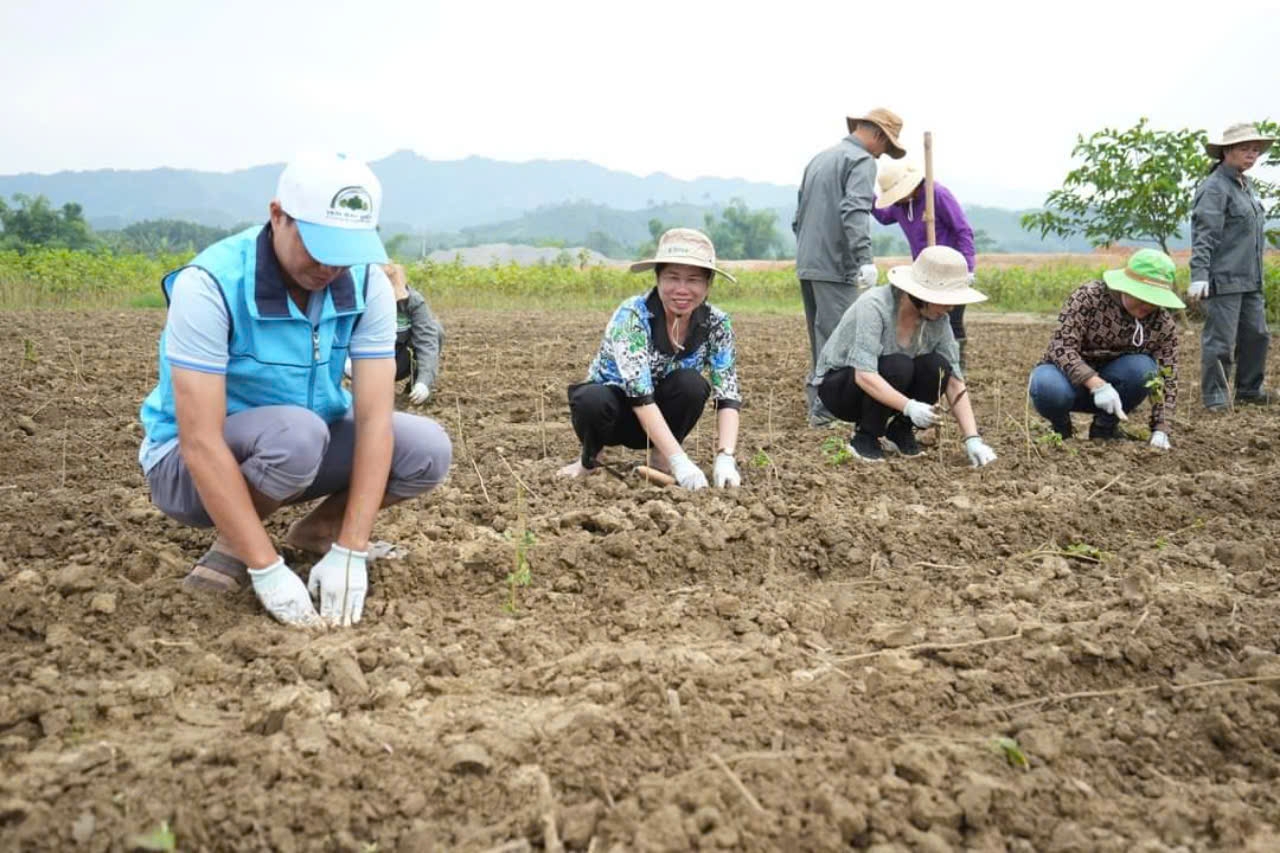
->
xmin=15 ymin=415 xmax=37 ymax=436
xmin=1214 ymin=542 xmax=1264 ymax=570
xmin=52 ymin=563 xmax=95 ymax=594
xmin=445 ymin=742 xmax=492 ymax=774
xmin=814 ymin=789 xmax=868 ymax=843
xmin=325 ymin=651 xmax=370 ymax=701
xmin=71 ymin=811 xmax=95 ymax=844
xmin=89 ymin=592 xmax=117 ymax=614
xmin=127 ymin=671 xmax=176 ymax=701
xmin=560 ymin=801 xmax=604 ymax=848
xmin=892 ymin=742 xmax=947 ymax=787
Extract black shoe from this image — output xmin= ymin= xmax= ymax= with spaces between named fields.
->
xmin=883 ymin=418 xmax=923 ymax=456
xmin=848 ymin=431 xmax=885 ymax=462
xmin=1048 ymin=419 xmax=1074 ymax=440
xmin=1236 ymin=391 xmax=1274 ymax=407
xmin=1088 ymin=420 xmax=1122 ymax=441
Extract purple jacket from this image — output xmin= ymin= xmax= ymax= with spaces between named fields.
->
xmin=872 ymin=181 xmax=976 ymax=271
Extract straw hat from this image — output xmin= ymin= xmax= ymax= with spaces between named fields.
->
xmin=875 ymin=161 xmax=924 ymax=209
xmin=846 ymin=107 xmax=906 ymax=159
xmin=887 ymin=246 xmax=987 ymax=306
xmin=1205 ymin=122 xmax=1275 ymax=158
xmin=383 ymin=263 xmax=409 ymax=300
xmin=630 ymin=227 xmax=737 ymax=283
xmin=1102 ymin=248 xmax=1184 ymax=310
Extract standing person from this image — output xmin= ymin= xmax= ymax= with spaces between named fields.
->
xmin=872 ymin=161 xmax=977 ymax=367
xmin=557 ymin=228 xmax=742 ymax=491
xmin=385 ymin=263 xmax=445 ymax=405
xmin=1029 ymin=249 xmax=1184 ymax=449
xmin=137 ymin=153 xmax=453 ymax=627
xmin=793 ymin=107 xmax=906 ymax=426
xmin=1188 ymin=122 xmax=1276 ymax=410
xmin=813 ymin=245 xmax=997 ymax=465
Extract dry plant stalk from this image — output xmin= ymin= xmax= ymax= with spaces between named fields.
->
xmin=453 ymin=396 xmax=491 ymax=504
xmin=537 ymin=391 xmax=548 ymax=459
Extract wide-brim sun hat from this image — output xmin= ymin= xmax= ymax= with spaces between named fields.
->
xmin=1205 ymin=122 xmax=1275 ymax=159
xmin=630 ymin=227 xmax=737 ymax=283
xmin=277 ymin=152 xmax=389 ymax=267
xmin=1102 ymin=248 xmax=1185 ymax=310
xmin=875 ymin=160 xmax=924 ymax=209
xmin=846 ymin=107 xmax=906 ymax=159
xmin=887 ymin=245 xmax=987 ymax=306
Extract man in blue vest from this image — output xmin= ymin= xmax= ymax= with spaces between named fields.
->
xmin=138 ymin=153 xmax=453 ymax=627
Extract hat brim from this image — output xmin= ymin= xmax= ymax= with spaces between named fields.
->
xmin=846 ymin=115 xmax=907 ymax=159
xmin=1205 ymin=137 xmax=1275 ymax=159
xmin=887 ymin=265 xmax=988 ymax=306
xmin=629 ymin=256 xmax=737 ymax=284
xmin=296 ymin=221 xmax=389 ymax=267
xmin=875 ymin=173 xmax=924 ymax=209
xmin=1102 ymin=268 xmax=1185 ymax=310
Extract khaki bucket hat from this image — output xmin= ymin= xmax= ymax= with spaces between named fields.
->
xmin=630 ymin=227 xmax=737 ymax=283
xmin=1102 ymin=248 xmax=1185 ymax=310
xmin=887 ymin=246 xmax=987 ymax=306
xmin=846 ymin=107 xmax=906 ymax=159
xmin=875 ymin=160 xmax=925 ymax=209
xmin=1205 ymin=122 xmax=1275 ymax=158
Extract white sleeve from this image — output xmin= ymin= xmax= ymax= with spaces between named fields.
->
xmin=348 ymin=265 xmax=397 ymax=360
xmin=164 ymin=268 xmax=230 ymax=374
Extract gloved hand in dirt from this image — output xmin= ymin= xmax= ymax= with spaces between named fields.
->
xmin=858 ymin=264 xmax=878 ymax=288
xmin=248 ymin=557 xmax=320 ymax=627
xmin=667 ymin=451 xmax=708 ymax=491
xmin=1149 ymin=430 xmax=1171 ymax=451
xmin=409 ymin=382 xmax=430 ymax=405
xmin=902 ymin=399 xmax=939 ymax=429
xmin=1090 ymin=383 xmax=1127 ymax=420
xmin=307 ymin=543 xmax=368 ymax=625
xmin=964 ymin=435 xmax=997 ymax=467
xmin=713 ymin=452 xmax=740 ymax=488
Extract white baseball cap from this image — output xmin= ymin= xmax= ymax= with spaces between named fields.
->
xmin=276 ymin=152 xmax=388 ymax=267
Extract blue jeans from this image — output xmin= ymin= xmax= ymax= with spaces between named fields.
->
xmin=1028 ymin=354 xmax=1158 ymax=435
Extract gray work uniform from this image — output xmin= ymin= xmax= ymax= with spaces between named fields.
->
xmin=793 ymin=135 xmax=878 ymax=419
xmin=1190 ymin=162 xmax=1270 ymax=406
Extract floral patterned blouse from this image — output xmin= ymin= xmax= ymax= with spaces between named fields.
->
xmin=585 ymin=288 xmax=741 ymax=409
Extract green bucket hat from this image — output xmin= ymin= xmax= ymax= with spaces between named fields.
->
xmin=1102 ymin=249 xmax=1185 ymax=310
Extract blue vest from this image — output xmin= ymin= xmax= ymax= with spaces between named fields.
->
xmin=139 ymin=225 xmax=370 ymax=448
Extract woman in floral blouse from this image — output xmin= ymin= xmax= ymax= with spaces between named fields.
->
xmin=557 ymin=228 xmax=742 ymax=490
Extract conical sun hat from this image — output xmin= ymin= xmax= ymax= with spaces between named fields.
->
xmin=1102 ymin=248 xmax=1185 ymax=310
xmin=629 ymin=227 xmax=736 ymax=283
xmin=875 ymin=161 xmax=924 ymax=209
xmin=886 ymin=246 xmax=987 ymax=306
xmin=1205 ymin=122 xmax=1275 ymax=158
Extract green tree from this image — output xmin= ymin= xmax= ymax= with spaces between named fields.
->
xmin=101 ymin=218 xmax=234 ymax=254
xmin=1022 ymin=118 xmax=1209 ymax=254
xmin=871 ymin=232 xmax=909 ymax=256
xmin=634 ymin=217 xmax=667 ymax=259
xmin=973 ymin=229 xmax=1000 ymax=253
xmin=0 ymin=193 xmax=96 ymax=250
xmin=703 ymin=199 xmax=784 ymax=259
xmin=1254 ymin=119 xmax=1280 ymax=248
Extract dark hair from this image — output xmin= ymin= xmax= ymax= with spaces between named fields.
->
xmin=654 ymin=263 xmax=712 ymax=283
xmin=1207 ymin=155 xmax=1225 ymax=176
xmin=854 ymin=120 xmax=889 ymax=144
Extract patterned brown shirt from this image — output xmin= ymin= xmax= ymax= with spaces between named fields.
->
xmin=1042 ymin=281 xmax=1178 ymax=433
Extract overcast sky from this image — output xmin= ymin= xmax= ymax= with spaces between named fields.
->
xmin=3 ymin=0 xmax=1278 ymax=208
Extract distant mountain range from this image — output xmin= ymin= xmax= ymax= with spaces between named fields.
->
xmin=0 ymin=150 xmax=1100 ymax=254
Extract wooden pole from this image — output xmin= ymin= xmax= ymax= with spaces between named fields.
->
xmin=923 ymin=131 xmax=937 ymax=247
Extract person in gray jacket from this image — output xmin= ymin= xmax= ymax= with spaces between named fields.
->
xmin=793 ymin=107 xmax=905 ymax=426
xmin=386 ymin=263 xmax=445 ymax=405
xmin=1188 ymin=122 xmax=1275 ymax=410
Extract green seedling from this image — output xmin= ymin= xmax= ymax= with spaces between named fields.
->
xmin=1064 ymin=542 xmax=1105 ymax=561
xmin=1154 ymin=537 xmax=1168 ymax=550
xmin=502 ymin=484 xmax=534 ymax=614
xmin=129 ymin=821 xmax=176 ymax=852
xmin=1144 ymin=366 xmax=1174 ymax=406
xmin=990 ymin=736 xmax=1030 ymax=771
xmin=1035 ymin=430 xmax=1064 ymax=449
xmin=750 ymin=449 xmax=772 ymax=469
xmin=820 ymin=435 xmax=852 ymax=467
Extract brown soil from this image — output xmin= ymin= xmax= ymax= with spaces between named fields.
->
xmin=2 ymin=309 xmax=1280 ymax=852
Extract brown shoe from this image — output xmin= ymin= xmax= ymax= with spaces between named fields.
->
xmin=181 ymin=549 xmax=249 ymax=593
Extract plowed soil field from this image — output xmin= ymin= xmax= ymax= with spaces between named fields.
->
xmin=2 ymin=308 xmax=1279 ymax=852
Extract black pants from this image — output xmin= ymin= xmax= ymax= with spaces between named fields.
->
xmin=949 ymin=304 xmax=966 ymax=341
xmin=395 ymin=343 xmax=413 ymax=382
xmin=817 ymin=353 xmax=952 ymax=437
xmin=567 ymin=369 xmax=710 ymax=466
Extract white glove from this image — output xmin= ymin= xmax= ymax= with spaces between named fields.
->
xmin=964 ymin=435 xmax=997 ymax=467
xmin=1150 ymin=430 xmax=1171 ymax=451
xmin=1090 ymin=382 xmax=1128 ymax=420
xmin=712 ymin=452 xmax=740 ymax=488
xmin=409 ymin=382 xmax=430 ymax=405
xmin=858 ymin=264 xmax=878 ymax=288
xmin=902 ymin=399 xmax=939 ymax=429
xmin=343 ymin=357 xmax=353 ymax=380
xmin=307 ymin=543 xmax=369 ymax=626
xmin=1187 ymin=281 xmax=1209 ymax=301
xmin=667 ymin=451 xmax=708 ymax=491
xmin=248 ymin=557 xmax=320 ymax=627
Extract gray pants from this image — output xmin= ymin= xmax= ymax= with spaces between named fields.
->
xmin=147 ymin=406 xmax=452 ymax=528
xmin=1200 ymin=290 xmax=1271 ymax=408
xmin=800 ymin=279 xmax=860 ymax=418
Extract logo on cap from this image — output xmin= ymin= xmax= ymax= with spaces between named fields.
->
xmin=328 ymin=186 xmax=374 ymax=223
